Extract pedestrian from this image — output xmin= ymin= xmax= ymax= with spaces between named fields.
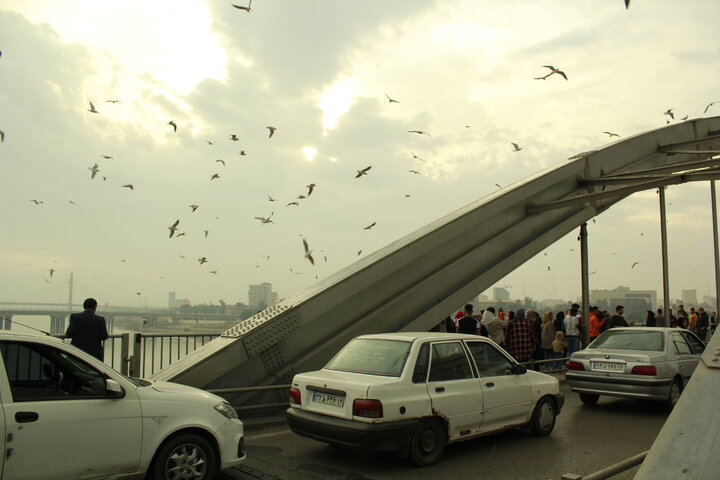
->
xmin=688 ymin=308 xmax=698 ymax=333
xmin=655 ymin=308 xmax=665 ymax=328
xmin=607 ymin=305 xmax=628 ymax=329
xmin=504 ymin=308 xmax=536 ymax=363
xmin=589 ymin=306 xmax=605 ymax=342
xmin=677 ymin=304 xmax=688 ymax=325
xmin=553 ymin=311 xmax=565 ymax=335
xmin=564 ymin=306 xmax=581 ymax=356
xmin=456 ymin=304 xmax=487 ymax=336
xmin=482 ymin=306 xmax=508 ymax=347
xmin=711 ymin=312 xmax=717 ymax=336
xmin=697 ymin=307 xmax=709 ymax=341
xmin=551 ymin=331 xmax=566 ymax=369
xmin=668 ymin=308 xmax=678 ymax=328
xmin=529 ymin=310 xmax=544 ymax=370
xmin=65 ymin=298 xmax=109 ymax=360
xmin=541 ymin=311 xmax=556 ymax=368
xmin=645 ymin=310 xmax=656 ymax=327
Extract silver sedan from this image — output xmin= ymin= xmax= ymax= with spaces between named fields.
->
xmin=566 ymin=327 xmax=705 ymax=408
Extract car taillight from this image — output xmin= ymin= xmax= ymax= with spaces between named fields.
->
xmin=631 ymin=365 xmax=657 ymax=376
xmin=567 ymin=361 xmax=585 ymax=371
xmin=289 ymin=387 xmax=301 ymax=405
xmin=352 ymin=399 xmax=383 ymax=418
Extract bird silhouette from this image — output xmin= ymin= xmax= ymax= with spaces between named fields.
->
xmin=69 ymin=200 xmax=76 ymax=205
xmin=206 ymin=140 xmax=214 ymax=145
xmin=303 ymin=238 xmax=315 ymax=265
xmin=105 ymin=99 xmax=121 ymax=103
xmin=230 ymin=134 xmax=239 ymax=141
xmin=356 ymin=166 xmax=372 ymax=178
xmin=210 ymin=270 xmax=218 ymax=274
xmin=49 ymin=268 xmax=55 ymax=277
xmin=267 ymin=126 xmax=277 ymax=138
xmin=409 ymin=152 xmax=426 ymax=162
xmin=232 ymin=0 xmax=252 ymax=11
xmin=409 ymin=170 xmax=421 ymax=175
xmin=30 ymin=199 xmax=44 ymax=205
xmin=267 ymin=195 xmax=276 ymax=202
xmin=254 ymin=212 xmax=274 ymax=224
xmin=100 ymin=154 xmax=113 ymax=159
xmin=539 ymin=65 xmax=567 ymax=80
xmin=204 ymin=230 xmax=209 ymax=238
xmin=210 ymin=173 xmax=220 ymax=180
xmin=631 ymin=262 xmax=640 ymax=269
xmin=407 ymin=130 xmax=431 ymax=137
xmin=198 ymin=257 xmax=208 ymax=265
xmin=664 ymin=109 xmax=674 ymax=120
xmin=168 ymin=219 xmax=180 ymax=238
xmin=239 ymin=150 xmax=247 ymax=156
xmin=385 ymin=93 xmax=400 ymax=103
xmin=511 ymin=142 xmax=522 ymax=152
xmin=287 ymin=201 xmax=299 ymax=207
xmin=704 ymin=102 xmax=719 ymax=114
xmin=603 ymin=131 xmax=620 ymax=137
xmin=364 ymin=222 xmax=376 ymax=230
xmin=122 ymin=184 xmax=134 ymax=190
xmin=89 ymin=163 xmax=99 ymax=179
xmin=306 ymin=184 xmax=316 ymax=197
xmin=357 ymin=250 xmax=362 ymax=256
xmin=87 ymin=101 xmax=99 ymax=113
xmin=216 ymin=159 xmax=226 ymax=166
xmin=168 ymin=121 xmax=177 ymax=132
xmin=189 ymin=204 xmax=199 ymax=212
xmin=0 ymin=130 xmax=4 ymax=142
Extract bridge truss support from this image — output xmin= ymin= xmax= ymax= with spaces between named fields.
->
xmin=50 ymin=315 xmax=66 ymax=335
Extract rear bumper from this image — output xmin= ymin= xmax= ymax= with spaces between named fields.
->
xmin=286 ymin=407 xmax=420 ymax=452
xmin=566 ymin=372 xmax=673 ymax=401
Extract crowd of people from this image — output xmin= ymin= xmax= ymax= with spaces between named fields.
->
xmin=438 ymin=302 xmax=717 ymax=368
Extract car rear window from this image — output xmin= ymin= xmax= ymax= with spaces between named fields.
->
xmin=589 ymin=330 xmax=664 ymax=351
xmin=325 ymin=338 xmax=411 ymax=376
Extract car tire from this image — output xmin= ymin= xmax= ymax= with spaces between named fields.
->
xmin=665 ymin=378 xmax=683 ymax=410
xmin=408 ymin=418 xmax=446 ymax=467
xmin=150 ymin=433 xmax=216 ymax=480
xmin=529 ymin=396 xmax=557 ymax=437
xmin=579 ymin=393 xmax=599 ymax=405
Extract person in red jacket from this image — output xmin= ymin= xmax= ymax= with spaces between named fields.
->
xmin=589 ymin=306 xmax=605 ymax=343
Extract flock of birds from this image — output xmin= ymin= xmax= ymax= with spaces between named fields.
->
xmin=4 ymin=1 xmax=720 ymax=300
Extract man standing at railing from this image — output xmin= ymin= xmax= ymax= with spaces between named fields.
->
xmin=65 ymin=298 xmax=109 ymax=360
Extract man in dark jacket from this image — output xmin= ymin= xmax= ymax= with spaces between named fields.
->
xmin=66 ymin=298 xmax=109 ymax=360
xmin=696 ymin=307 xmax=709 ymax=342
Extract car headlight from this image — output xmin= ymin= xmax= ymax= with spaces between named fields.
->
xmin=214 ymin=402 xmax=239 ymax=420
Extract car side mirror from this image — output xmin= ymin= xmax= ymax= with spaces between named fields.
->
xmin=511 ymin=364 xmax=527 ymax=375
xmin=105 ymin=379 xmax=125 ymax=398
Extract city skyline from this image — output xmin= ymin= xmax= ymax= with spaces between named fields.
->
xmin=1 ymin=1 xmax=719 ymax=308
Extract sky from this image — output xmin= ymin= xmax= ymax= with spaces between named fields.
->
xmin=1 ymin=0 xmax=719 ymax=309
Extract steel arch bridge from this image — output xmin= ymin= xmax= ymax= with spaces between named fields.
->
xmin=154 ymin=116 xmax=720 ymax=407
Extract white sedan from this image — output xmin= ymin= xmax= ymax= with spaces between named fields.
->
xmin=286 ymin=332 xmax=563 ymax=466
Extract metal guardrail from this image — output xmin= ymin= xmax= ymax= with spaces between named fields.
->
xmin=562 ymin=451 xmax=648 ymax=480
xmin=55 ymin=334 xmax=129 ymax=375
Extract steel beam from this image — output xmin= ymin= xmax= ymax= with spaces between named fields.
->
xmin=714 ymin=182 xmax=720 ymax=324
xmin=580 ymin=224 xmax=590 ymax=347
xmin=659 ymin=187 xmax=670 ymax=325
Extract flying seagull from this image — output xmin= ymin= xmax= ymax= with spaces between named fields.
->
xmin=356 ymin=166 xmax=372 ymax=178
xmin=232 ymin=0 xmax=252 ymax=12
xmin=407 ymin=130 xmax=432 ymax=137
xmin=303 ymin=238 xmax=315 ymax=265
xmin=296 ymin=195 xmax=307 ymax=200
xmin=230 ymin=134 xmax=239 ymax=141
xmin=89 ymin=163 xmax=100 ymax=179
xmin=664 ymin=108 xmax=674 ymax=120
xmin=168 ymin=121 xmax=177 ymax=132
xmin=216 ymin=159 xmax=226 ymax=166
xmin=306 ymin=183 xmax=316 ymax=197
xmin=210 ymin=173 xmax=220 ymax=180
xmin=87 ymin=101 xmax=99 ymax=113
xmin=189 ymin=204 xmax=199 ymax=212
xmin=206 ymin=140 xmax=214 ymax=145
xmin=511 ymin=142 xmax=522 ymax=152
xmin=681 ymin=115 xmax=688 ymax=121
xmin=409 ymin=170 xmax=421 ymax=175
xmin=703 ymin=102 xmax=719 ymax=114
xmin=0 ymin=130 xmax=4 ymax=142
xmin=105 ymin=99 xmax=121 ymax=103
xmin=30 ymin=199 xmax=44 ymax=205
xmin=198 ymin=257 xmax=208 ymax=265
xmin=631 ymin=261 xmax=640 ymax=269
xmin=287 ymin=201 xmax=299 ymax=207
xmin=364 ymin=221 xmax=376 ymax=230
xmin=267 ymin=195 xmax=276 ymax=202
xmin=239 ymin=150 xmax=247 ymax=156
xmin=122 ymin=184 xmax=134 ymax=190
xmin=69 ymin=200 xmax=76 ymax=205
xmin=204 ymin=230 xmax=209 ymax=238
xmin=603 ymin=131 xmax=620 ymax=137
xmin=409 ymin=152 xmax=425 ymax=162
xmin=254 ymin=212 xmax=274 ymax=224
xmin=357 ymin=250 xmax=362 ymax=256
xmin=385 ymin=93 xmax=400 ymax=103
xmin=540 ymin=65 xmax=568 ymax=80
xmin=168 ymin=219 xmax=180 ymax=238
xmin=267 ymin=126 xmax=277 ymax=138
xmin=49 ymin=268 xmax=55 ymax=278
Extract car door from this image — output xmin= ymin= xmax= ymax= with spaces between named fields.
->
xmin=679 ymin=331 xmax=705 ymax=375
xmin=426 ymin=341 xmax=483 ymax=438
xmin=0 ymin=340 xmax=142 ymax=480
xmin=465 ymin=340 xmax=532 ymax=432
xmin=670 ymin=332 xmax=696 ymax=383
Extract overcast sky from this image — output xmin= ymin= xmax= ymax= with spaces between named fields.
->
xmin=1 ymin=1 xmax=720 ymax=309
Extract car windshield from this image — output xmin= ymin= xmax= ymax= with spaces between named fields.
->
xmin=590 ymin=330 xmax=664 ymax=351
xmin=325 ymin=338 xmax=411 ymax=376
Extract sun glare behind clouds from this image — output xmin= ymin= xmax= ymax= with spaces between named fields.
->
xmin=318 ymin=77 xmax=360 ymax=131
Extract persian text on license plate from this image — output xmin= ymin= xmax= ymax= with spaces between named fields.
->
xmin=591 ymin=361 xmax=624 ymax=372
xmin=311 ymin=391 xmax=345 ymax=407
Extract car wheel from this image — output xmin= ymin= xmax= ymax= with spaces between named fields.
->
xmin=579 ymin=393 xmax=599 ymax=405
xmin=530 ymin=397 xmax=557 ymax=437
xmin=150 ymin=433 xmax=216 ymax=480
xmin=666 ymin=378 xmax=683 ymax=409
xmin=408 ymin=418 xmax=446 ymax=467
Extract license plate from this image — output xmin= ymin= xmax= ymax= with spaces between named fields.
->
xmin=591 ymin=361 xmax=625 ymax=372
xmin=311 ymin=391 xmax=345 ymax=407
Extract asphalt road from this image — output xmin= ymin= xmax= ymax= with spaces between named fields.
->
xmin=219 ymin=382 xmax=670 ymax=480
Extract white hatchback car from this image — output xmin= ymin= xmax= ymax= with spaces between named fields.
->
xmin=0 ymin=332 xmax=245 ymax=480
xmin=287 ymin=332 xmax=563 ymax=466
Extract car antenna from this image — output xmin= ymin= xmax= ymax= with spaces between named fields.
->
xmin=7 ymin=319 xmax=51 ymax=336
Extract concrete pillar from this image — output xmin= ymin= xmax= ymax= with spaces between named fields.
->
xmin=50 ymin=315 xmax=66 ymax=335
xmin=2 ymin=315 xmax=12 ymax=330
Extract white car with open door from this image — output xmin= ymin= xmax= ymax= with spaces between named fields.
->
xmin=0 ymin=332 xmax=245 ymax=480
xmin=286 ymin=332 xmax=563 ymax=466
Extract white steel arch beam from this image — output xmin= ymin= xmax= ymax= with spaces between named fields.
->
xmin=153 ymin=116 xmax=720 ymax=405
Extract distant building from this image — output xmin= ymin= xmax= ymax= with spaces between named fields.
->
xmin=493 ymin=287 xmax=510 ymax=301
xmin=702 ymin=295 xmax=716 ymax=309
xmin=168 ymin=291 xmax=190 ymax=310
xmin=681 ymin=289 xmax=698 ymax=306
xmin=589 ymin=286 xmax=656 ymax=323
xmin=475 ymin=294 xmax=489 ymax=302
xmin=248 ymin=282 xmax=278 ymax=307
